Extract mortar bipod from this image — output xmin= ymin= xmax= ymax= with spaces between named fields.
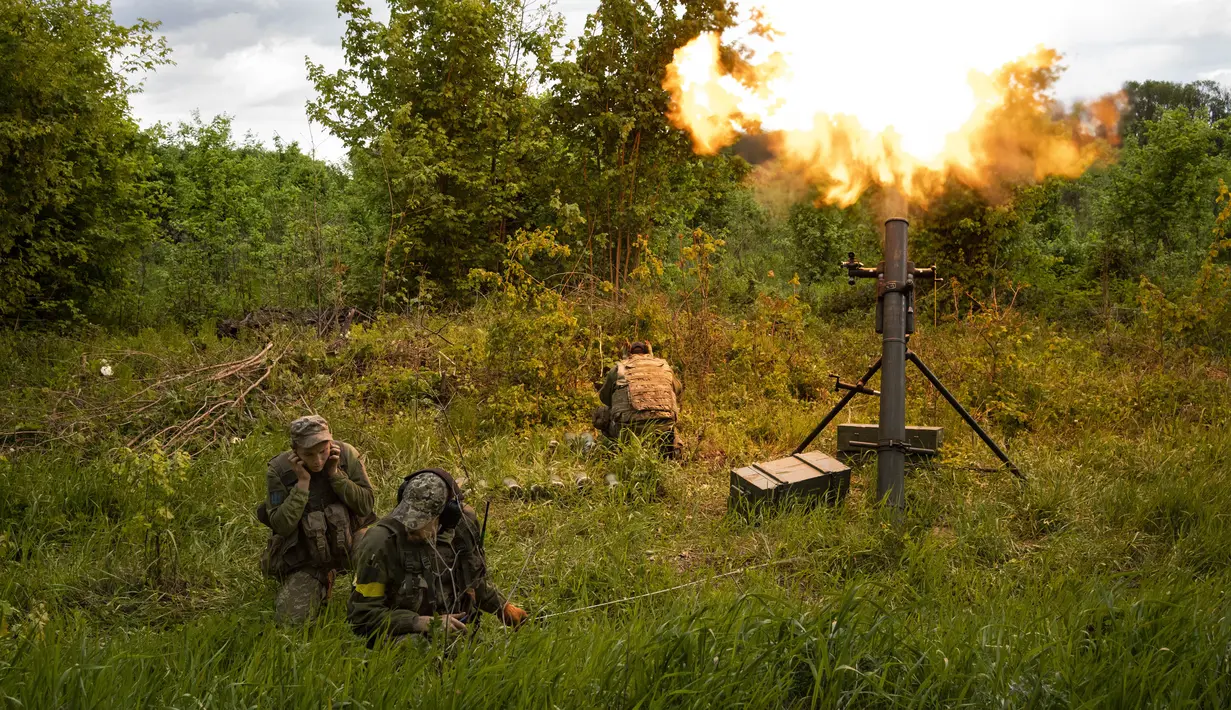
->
xmin=800 ymin=234 xmax=1024 ymax=490
xmin=796 ymin=351 xmax=1024 ymax=482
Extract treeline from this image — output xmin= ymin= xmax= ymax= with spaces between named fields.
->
xmin=3 ymin=0 xmax=1230 ymax=344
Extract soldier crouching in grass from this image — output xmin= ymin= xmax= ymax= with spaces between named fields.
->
xmin=347 ymin=469 xmax=527 ymax=646
xmin=593 ymin=340 xmax=684 ymax=458
xmin=256 ymin=415 xmax=376 ymax=624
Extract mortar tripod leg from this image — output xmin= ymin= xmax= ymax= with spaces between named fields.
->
xmin=793 ymin=357 xmax=882 ymax=455
xmin=905 ymin=351 xmax=1026 ymax=481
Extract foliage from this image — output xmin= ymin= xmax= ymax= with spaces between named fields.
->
xmin=788 ymin=199 xmax=861 ymax=284
xmin=469 ymin=227 xmax=595 ymax=430
xmin=900 ymin=107 xmax=1231 ymax=324
xmin=541 ymin=0 xmax=745 ymax=292
xmin=1136 ymin=179 xmax=1231 ymax=352
xmin=0 ymin=326 xmax=292 ymax=453
xmin=722 ymin=291 xmax=823 ymax=405
xmin=1091 ymin=109 xmax=1227 ymax=286
xmin=1121 ymin=79 xmax=1231 ymax=139
xmin=0 ymin=0 xmax=168 ymax=323
xmin=133 ymin=115 xmax=358 ymax=325
xmin=703 ymin=185 xmax=793 ymax=304
xmin=10 ymin=3 xmax=1229 ymax=339
xmin=308 ymin=0 xmax=563 ymax=302
xmin=914 ymin=181 xmax=1043 ymax=294
xmin=4 ymin=313 xmax=1231 ymax=705
xmin=116 ymin=444 xmax=192 ymax=587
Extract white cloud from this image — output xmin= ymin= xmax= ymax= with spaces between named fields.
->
xmin=131 ymin=35 xmax=346 ymax=159
xmin=116 ymin=0 xmax=1231 ymax=165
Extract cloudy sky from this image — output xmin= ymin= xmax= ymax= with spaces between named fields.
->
xmin=112 ymin=0 xmax=1231 ymax=164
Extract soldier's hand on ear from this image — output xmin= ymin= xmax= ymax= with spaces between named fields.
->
xmin=323 ymin=442 xmax=342 ymax=479
xmin=288 ymin=454 xmax=311 ymax=489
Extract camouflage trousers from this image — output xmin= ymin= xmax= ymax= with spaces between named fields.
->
xmin=274 ymin=568 xmax=335 ymax=624
xmin=272 ymin=526 xmax=371 ymax=624
xmin=592 ymin=406 xmax=679 ymax=459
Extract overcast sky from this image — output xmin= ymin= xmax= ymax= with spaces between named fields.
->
xmin=112 ymin=0 xmax=1231 ymax=164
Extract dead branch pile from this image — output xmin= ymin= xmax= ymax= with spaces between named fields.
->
xmin=217 ymin=306 xmax=366 ymax=340
xmin=1 ymin=340 xmax=291 ymax=453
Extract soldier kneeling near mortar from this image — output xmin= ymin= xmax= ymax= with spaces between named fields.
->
xmin=593 ymin=341 xmax=683 ymax=458
xmin=347 ymin=469 xmax=527 ymax=645
xmin=257 ymin=415 xmax=376 ymax=623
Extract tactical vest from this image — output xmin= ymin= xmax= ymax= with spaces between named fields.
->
xmin=373 ymin=520 xmax=487 ymax=618
xmin=433 ymin=518 xmax=489 ymax=614
xmin=610 ymin=355 xmax=679 ymax=424
xmin=292 ymin=469 xmax=348 ymax=568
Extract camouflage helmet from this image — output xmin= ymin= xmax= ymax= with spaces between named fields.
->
xmin=289 ymin=414 xmax=332 ymax=449
xmin=389 ymin=474 xmax=448 ymax=531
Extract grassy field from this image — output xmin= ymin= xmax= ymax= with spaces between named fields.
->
xmin=2 ymin=303 xmax=1231 ymax=708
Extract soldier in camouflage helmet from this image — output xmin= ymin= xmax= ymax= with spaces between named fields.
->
xmin=347 ymin=470 xmax=527 ymax=644
xmin=593 ymin=341 xmax=683 ymax=457
xmin=257 ymin=415 xmax=376 ymax=624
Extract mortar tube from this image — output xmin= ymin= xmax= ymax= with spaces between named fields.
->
xmin=878 ymin=219 xmax=908 ymax=509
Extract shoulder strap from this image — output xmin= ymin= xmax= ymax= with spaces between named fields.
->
xmin=337 ymin=441 xmax=355 ymax=473
xmin=269 ymin=452 xmax=298 ymax=488
xmin=373 ymin=519 xmax=400 ymax=538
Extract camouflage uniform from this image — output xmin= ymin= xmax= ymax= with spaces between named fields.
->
xmin=259 ymin=425 xmax=375 ymax=624
xmin=348 ymin=478 xmax=507 ymax=644
xmin=594 ymin=349 xmax=683 ymax=457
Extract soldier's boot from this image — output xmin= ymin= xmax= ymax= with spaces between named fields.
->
xmin=324 ymin=569 xmax=337 ymax=599
xmin=274 ymin=570 xmax=327 ymax=625
xmin=592 ymin=405 xmax=613 ymax=440
xmin=663 ymin=427 xmax=681 ymax=460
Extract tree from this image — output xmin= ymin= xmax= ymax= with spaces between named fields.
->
xmin=541 ymin=0 xmax=742 ymax=294
xmin=1122 ymin=80 xmax=1231 ymax=140
xmin=0 ymin=0 xmax=168 ymax=323
xmin=137 ymin=115 xmax=357 ymax=325
xmin=1090 ymin=109 xmax=1227 ymax=291
xmin=912 ymin=180 xmax=1042 ymax=301
xmin=308 ymin=0 xmax=561 ymax=306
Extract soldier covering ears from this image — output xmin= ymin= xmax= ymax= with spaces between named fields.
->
xmin=257 ymin=415 xmax=375 ymax=623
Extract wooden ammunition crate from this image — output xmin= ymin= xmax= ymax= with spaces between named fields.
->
xmin=729 ymin=451 xmax=850 ymax=515
xmin=836 ymin=423 xmax=944 ymax=463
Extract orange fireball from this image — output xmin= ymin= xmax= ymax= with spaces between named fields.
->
xmin=664 ymin=27 xmax=1124 ymax=207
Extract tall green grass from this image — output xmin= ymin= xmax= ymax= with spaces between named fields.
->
xmin=4 ymin=577 xmax=1229 ymax=707
xmin=2 ymin=315 xmax=1231 ymax=707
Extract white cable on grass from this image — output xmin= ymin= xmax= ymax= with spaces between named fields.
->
xmin=535 ymin=555 xmax=808 ymax=620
